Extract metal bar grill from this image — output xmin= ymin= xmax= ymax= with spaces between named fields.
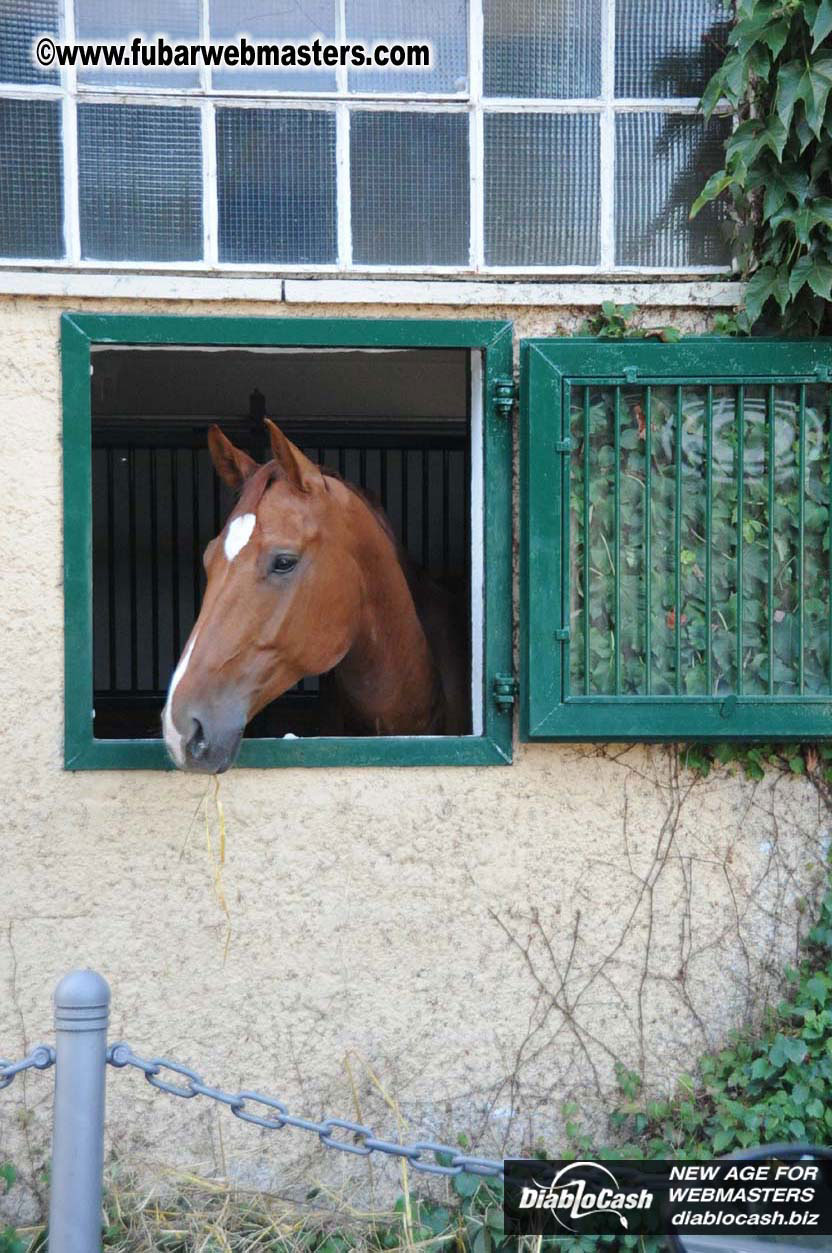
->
xmin=767 ymin=384 xmax=775 ymax=697
xmin=106 ymin=448 xmax=116 ymax=692
xmin=737 ymin=385 xmax=744 ymax=697
xmin=583 ymin=384 xmax=591 ymax=697
xmin=170 ymin=451 xmax=180 ymax=672
xmin=705 ymin=384 xmax=713 ymax=696
xmin=149 ymin=450 xmax=160 ymax=692
xmin=674 ymin=384 xmax=682 ymax=696
xmin=568 ymin=375 xmax=832 ymax=704
xmin=128 ymin=447 xmax=138 ymax=694
xmin=798 ymin=383 xmax=806 ymax=696
xmin=614 ymin=385 xmax=621 ymax=695
xmin=644 ymin=385 xmax=652 ymax=696
xmin=562 ymin=381 xmax=572 ymax=694
xmin=191 ymin=448 xmax=201 ymax=624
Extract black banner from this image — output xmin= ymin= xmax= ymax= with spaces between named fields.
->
xmin=504 ymin=1157 xmax=832 ymax=1238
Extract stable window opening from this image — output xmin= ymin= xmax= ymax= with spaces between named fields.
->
xmin=91 ymin=345 xmax=474 ymax=742
xmin=63 ymin=315 xmax=513 ymax=770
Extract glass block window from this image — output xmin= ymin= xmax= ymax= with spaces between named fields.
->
xmin=483 ymin=0 xmax=602 ymax=98
xmin=0 ymin=98 xmax=63 ymax=256
xmin=615 ymin=0 xmax=729 ymax=98
xmin=0 ymin=0 xmax=59 ymax=85
xmin=616 ymin=113 xmax=731 ymax=267
xmin=0 ymin=0 xmax=733 ymax=274
xmin=211 ymin=0 xmax=338 ymax=92
xmin=216 ymin=108 xmax=337 ymax=263
xmin=78 ymin=104 xmax=202 ymax=261
xmin=484 ymin=113 xmax=599 ymax=266
xmin=347 ymin=0 xmax=468 ymax=94
xmin=76 ymin=0 xmax=201 ymax=87
xmin=351 ymin=111 xmax=469 ymax=264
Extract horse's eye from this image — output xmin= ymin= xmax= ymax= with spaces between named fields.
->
xmin=269 ymin=553 xmax=298 ymax=575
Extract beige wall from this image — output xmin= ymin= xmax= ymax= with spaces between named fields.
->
xmin=0 ymin=294 xmax=827 ymax=1222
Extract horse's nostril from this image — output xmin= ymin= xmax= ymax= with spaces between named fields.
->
xmin=189 ymin=718 xmax=207 ymax=760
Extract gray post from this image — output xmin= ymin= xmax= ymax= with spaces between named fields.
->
xmin=49 ymin=970 xmax=110 ymax=1253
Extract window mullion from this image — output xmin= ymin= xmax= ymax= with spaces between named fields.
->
xmin=336 ymin=105 xmax=352 ymax=270
xmin=335 ymin=0 xmax=352 ymax=270
xmin=61 ymin=0 xmax=80 ymax=262
xmin=336 ymin=0 xmax=348 ymax=94
xmin=201 ymin=100 xmax=218 ymax=265
xmin=468 ymin=0 xmax=484 ymax=272
xmin=599 ymin=0 xmax=615 ymax=269
xmin=198 ymin=0 xmax=218 ymax=265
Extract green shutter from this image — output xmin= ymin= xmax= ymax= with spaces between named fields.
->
xmin=521 ymin=337 xmax=832 ymax=741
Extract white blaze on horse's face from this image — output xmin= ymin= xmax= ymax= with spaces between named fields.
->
xmin=161 ymin=632 xmax=198 ymax=766
xmin=224 ymin=512 xmax=256 ymax=562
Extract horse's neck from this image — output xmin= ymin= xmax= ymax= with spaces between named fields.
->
xmin=334 ymin=506 xmax=440 ymax=735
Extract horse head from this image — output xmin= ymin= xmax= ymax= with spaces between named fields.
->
xmin=162 ymin=419 xmax=364 ymax=772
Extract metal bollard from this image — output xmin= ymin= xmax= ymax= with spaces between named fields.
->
xmin=48 ymin=970 xmax=110 ymax=1253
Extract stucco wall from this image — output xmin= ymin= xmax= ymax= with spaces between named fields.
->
xmin=0 ymin=294 xmax=827 ymax=1222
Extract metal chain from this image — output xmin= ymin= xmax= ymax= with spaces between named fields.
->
xmin=107 ymin=1042 xmax=504 ymax=1181
xmin=0 ymin=1045 xmax=56 ymax=1090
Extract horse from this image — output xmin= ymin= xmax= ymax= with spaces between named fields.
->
xmin=162 ymin=419 xmax=469 ymax=772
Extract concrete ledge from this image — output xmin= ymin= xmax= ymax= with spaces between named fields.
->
xmin=284 ymin=279 xmax=745 ymax=307
xmin=0 ymin=269 xmax=285 ymax=301
xmin=0 ymin=269 xmax=744 ymax=308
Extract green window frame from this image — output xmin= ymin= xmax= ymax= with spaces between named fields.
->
xmin=521 ymin=337 xmax=832 ymax=741
xmin=62 ymin=313 xmax=513 ymax=769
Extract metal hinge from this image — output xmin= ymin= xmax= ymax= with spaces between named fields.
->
xmin=624 ymin=366 xmax=639 ymax=383
xmin=554 ymin=627 xmax=570 ymax=641
xmin=492 ymin=673 xmax=519 ymax=712
xmin=556 ymin=436 xmax=573 ymax=453
xmin=492 ymin=376 xmax=517 ymax=421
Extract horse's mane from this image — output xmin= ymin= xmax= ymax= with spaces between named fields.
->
xmin=319 ymin=466 xmax=399 ymax=549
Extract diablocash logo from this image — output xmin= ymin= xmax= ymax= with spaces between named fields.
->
xmin=518 ymin=1161 xmax=654 ymax=1233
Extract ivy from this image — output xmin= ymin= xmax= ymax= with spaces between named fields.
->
xmin=693 ymin=0 xmax=832 ymax=333
xmin=580 ymin=303 xmax=681 ymax=341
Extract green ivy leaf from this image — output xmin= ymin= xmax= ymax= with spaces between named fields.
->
xmin=454 ymin=1173 xmax=480 ymax=1199
xmin=811 ymin=197 xmax=832 ymax=230
xmin=776 ymin=57 xmax=832 ymax=138
xmin=789 ymin=253 xmax=819 ymax=296
xmin=712 ymin=1129 xmax=736 ymax=1153
xmin=745 ymin=265 xmax=789 ymax=322
xmin=701 ymin=64 xmax=729 ymax=118
xmin=811 ymin=0 xmax=832 ymax=50
xmin=806 ymin=260 xmax=832 ymax=298
xmin=785 ymin=1037 xmax=810 ymax=1064
xmin=761 ymin=17 xmax=790 ymax=58
xmin=762 ymin=178 xmax=789 ymax=221
xmin=690 ymin=169 xmax=732 ymax=218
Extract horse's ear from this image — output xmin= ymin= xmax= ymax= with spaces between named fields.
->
xmin=207 ymin=425 xmax=258 ymax=491
xmin=264 ymin=418 xmax=323 ymax=493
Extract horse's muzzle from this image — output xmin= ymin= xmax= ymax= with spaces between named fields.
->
xmin=185 ymin=714 xmax=243 ymax=773
xmin=164 ymin=702 xmax=245 ymax=773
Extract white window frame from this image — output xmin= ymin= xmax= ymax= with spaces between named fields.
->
xmin=0 ymin=0 xmax=733 ymax=281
